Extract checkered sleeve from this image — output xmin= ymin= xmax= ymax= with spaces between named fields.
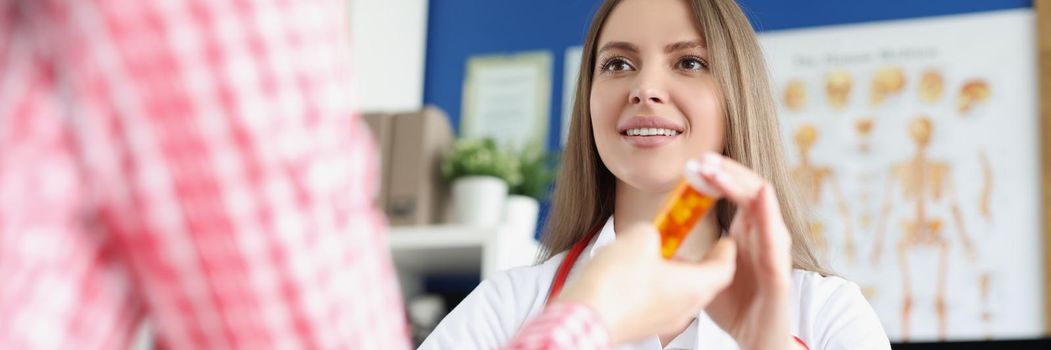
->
xmin=504 ymin=302 xmax=612 ymax=350
xmin=0 ymin=0 xmax=410 ymax=348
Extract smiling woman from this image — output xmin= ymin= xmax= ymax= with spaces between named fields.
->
xmin=420 ymin=0 xmax=891 ymax=349
xmin=545 ymin=0 xmax=823 ymax=276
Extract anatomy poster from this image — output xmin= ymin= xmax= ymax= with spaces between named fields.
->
xmin=761 ymin=10 xmax=1042 ymax=342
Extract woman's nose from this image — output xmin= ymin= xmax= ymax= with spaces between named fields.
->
xmin=630 ymin=91 xmax=667 ymax=104
xmin=629 ymin=79 xmax=669 ymax=105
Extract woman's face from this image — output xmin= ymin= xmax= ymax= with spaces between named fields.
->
xmin=590 ymin=0 xmax=725 ymax=193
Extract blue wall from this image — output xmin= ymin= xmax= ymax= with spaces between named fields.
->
xmin=423 ymin=0 xmax=1032 ymax=150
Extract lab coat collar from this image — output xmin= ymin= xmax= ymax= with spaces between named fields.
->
xmin=587 ymin=216 xmax=617 ymax=258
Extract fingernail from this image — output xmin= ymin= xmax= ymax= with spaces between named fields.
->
xmin=685 ymin=160 xmax=721 ymax=197
xmin=686 ymin=159 xmax=702 ymax=173
xmin=687 ymin=159 xmax=713 ymax=177
xmin=700 ymin=163 xmax=716 ymax=177
xmin=701 ymin=152 xmax=722 ymax=168
xmin=714 ymin=172 xmax=731 ymax=184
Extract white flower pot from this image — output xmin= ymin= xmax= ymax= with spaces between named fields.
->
xmin=503 ymin=195 xmax=540 ymax=239
xmin=451 ymin=176 xmax=508 ymax=226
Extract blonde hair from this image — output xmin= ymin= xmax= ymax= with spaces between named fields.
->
xmin=540 ymin=0 xmax=828 ymax=274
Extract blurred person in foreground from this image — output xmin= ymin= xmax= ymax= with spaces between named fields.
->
xmin=0 ymin=0 xmax=740 ymax=349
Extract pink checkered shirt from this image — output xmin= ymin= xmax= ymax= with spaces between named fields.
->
xmin=0 ymin=0 xmax=609 ymax=349
xmin=506 ymin=303 xmax=612 ymax=350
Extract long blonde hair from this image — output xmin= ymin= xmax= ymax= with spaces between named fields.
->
xmin=540 ymin=0 xmax=827 ymax=274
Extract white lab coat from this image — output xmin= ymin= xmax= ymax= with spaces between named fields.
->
xmin=420 ymin=217 xmax=891 ymax=350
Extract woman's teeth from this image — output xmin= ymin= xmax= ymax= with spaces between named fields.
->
xmin=624 ymin=128 xmax=681 ymax=136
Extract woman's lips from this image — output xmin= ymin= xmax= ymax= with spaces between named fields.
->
xmin=617 ymin=116 xmax=685 ymax=148
xmin=621 ymin=133 xmax=679 ymax=148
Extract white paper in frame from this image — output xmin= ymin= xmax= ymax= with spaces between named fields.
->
xmin=461 ymin=51 xmax=552 ymax=151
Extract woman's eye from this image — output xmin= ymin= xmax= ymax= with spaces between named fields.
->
xmin=602 ymin=58 xmax=633 ymax=72
xmin=677 ymin=57 xmax=708 ymax=71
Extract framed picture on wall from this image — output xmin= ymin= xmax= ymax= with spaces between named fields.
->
xmin=760 ymin=9 xmax=1048 ymax=342
xmin=461 ymin=51 xmax=552 ymax=151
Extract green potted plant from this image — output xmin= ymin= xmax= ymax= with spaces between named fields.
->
xmin=441 ymin=138 xmax=521 ymax=225
xmin=504 ymin=145 xmax=559 ymax=237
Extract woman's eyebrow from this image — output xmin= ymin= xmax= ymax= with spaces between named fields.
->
xmin=597 ymin=41 xmax=639 ymax=54
xmin=664 ymin=40 xmax=706 ymax=53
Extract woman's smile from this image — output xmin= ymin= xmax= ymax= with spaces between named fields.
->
xmin=617 ymin=115 xmax=684 ymax=148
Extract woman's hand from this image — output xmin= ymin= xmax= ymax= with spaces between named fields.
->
xmin=692 ymin=153 xmax=798 ymax=350
xmin=556 ymin=223 xmax=737 ymax=345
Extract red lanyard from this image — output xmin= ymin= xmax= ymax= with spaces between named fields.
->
xmin=544 ymin=224 xmax=602 ymax=306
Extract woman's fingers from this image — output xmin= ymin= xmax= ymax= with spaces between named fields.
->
xmin=691 ymin=152 xmax=792 ymax=282
xmin=728 ymin=206 xmax=753 ymax=257
xmin=693 ymin=152 xmax=764 ymax=207
xmin=753 ymin=182 xmax=786 ymax=236
xmin=753 ymin=185 xmax=793 ymax=277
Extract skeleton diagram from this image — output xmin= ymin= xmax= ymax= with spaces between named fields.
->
xmin=789 ymin=124 xmax=854 ymax=263
xmin=870 ymin=116 xmax=977 ymax=341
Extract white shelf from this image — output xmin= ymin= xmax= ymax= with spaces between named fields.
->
xmin=388 ymin=224 xmax=540 ymax=281
xmin=389 ymin=224 xmax=496 ymax=250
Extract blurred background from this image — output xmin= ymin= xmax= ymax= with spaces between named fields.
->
xmin=349 ymin=0 xmax=1049 ymax=348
